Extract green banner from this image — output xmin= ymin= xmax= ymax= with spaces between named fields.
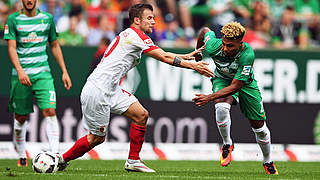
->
xmin=0 ymin=45 xmax=320 ymax=103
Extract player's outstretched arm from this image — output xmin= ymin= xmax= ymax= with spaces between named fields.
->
xmin=7 ymin=39 xmax=32 ymax=86
xmin=145 ymin=48 xmax=214 ymax=77
xmin=194 ymin=27 xmax=212 ymax=62
xmin=192 ymin=79 xmax=244 ymax=107
xmin=49 ymin=40 xmax=72 ymax=90
xmin=196 ymin=27 xmax=212 ymax=49
xmin=166 ymin=46 xmax=205 ymax=61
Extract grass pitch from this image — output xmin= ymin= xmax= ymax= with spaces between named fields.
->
xmin=0 ymin=159 xmax=320 ymax=180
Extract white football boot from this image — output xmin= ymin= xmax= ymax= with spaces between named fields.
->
xmin=124 ymin=159 xmax=156 ymax=173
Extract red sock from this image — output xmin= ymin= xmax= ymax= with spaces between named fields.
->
xmin=128 ymin=123 xmax=146 ymax=160
xmin=62 ymin=135 xmax=92 ymax=162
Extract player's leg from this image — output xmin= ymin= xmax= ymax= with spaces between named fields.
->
xmin=33 ymin=76 xmax=60 ymax=153
xmin=9 ymin=77 xmax=33 ymax=167
xmin=214 ymin=97 xmax=234 ymax=167
xmin=239 ymin=80 xmax=278 ymax=174
xmin=110 ymin=87 xmax=154 ymax=172
xmin=249 ymin=119 xmax=278 ymax=174
xmin=211 ymin=77 xmax=236 ymax=167
xmin=122 ymin=101 xmax=155 ymax=172
xmin=58 ymin=81 xmax=110 ymax=171
xmin=42 ymin=108 xmax=60 ymax=153
xmin=14 ymin=114 xmax=28 ymax=167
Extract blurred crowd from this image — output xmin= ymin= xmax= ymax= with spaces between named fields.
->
xmin=0 ymin=0 xmax=320 ymax=49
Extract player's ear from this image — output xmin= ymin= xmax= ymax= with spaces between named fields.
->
xmin=134 ymin=17 xmax=140 ymax=25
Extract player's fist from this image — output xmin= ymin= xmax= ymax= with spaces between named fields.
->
xmin=194 ymin=52 xmax=203 ymax=62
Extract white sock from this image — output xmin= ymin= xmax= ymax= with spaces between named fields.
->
xmin=13 ymin=119 xmax=27 ymax=158
xmin=215 ymin=103 xmax=232 ymax=145
xmin=45 ymin=116 xmax=60 ymax=153
xmin=252 ymin=122 xmax=271 ymax=163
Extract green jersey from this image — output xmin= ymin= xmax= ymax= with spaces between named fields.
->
xmin=204 ymin=31 xmax=255 ymax=84
xmin=4 ymin=9 xmax=58 ymax=77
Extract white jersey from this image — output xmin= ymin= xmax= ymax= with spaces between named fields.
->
xmin=87 ymin=26 xmax=159 ymax=95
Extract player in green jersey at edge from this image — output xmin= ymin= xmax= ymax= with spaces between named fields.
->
xmin=4 ymin=0 xmax=72 ymax=167
xmin=192 ymin=22 xmax=278 ymax=175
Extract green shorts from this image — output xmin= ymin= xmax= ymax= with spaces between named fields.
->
xmin=211 ymin=77 xmax=266 ymax=120
xmin=8 ymin=72 xmax=56 ymax=115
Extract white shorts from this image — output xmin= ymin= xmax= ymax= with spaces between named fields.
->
xmin=80 ymin=81 xmax=137 ymax=136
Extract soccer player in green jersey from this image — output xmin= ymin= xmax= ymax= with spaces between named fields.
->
xmin=4 ymin=0 xmax=72 ymax=167
xmin=192 ymin=22 xmax=279 ymax=175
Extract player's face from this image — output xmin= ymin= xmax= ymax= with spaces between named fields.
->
xmin=222 ymin=37 xmax=242 ymax=57
xmin=139 ymin=9 xmax=155 ymax=34
xmin=22 ymin=0 xmax=37 ymax=12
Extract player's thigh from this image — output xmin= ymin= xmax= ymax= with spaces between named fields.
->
xmin=81 ymin=82 xmax=111 ymax=137
xmin=32 ymin=77 xmax=56 ymax=110
xmin=110 ymin=87 xmax=145 ymax=121
xmin=8 ymin=77 xmax=33 ymax=115
xmin=212 ymin=76 xmax=238 ymax=104
xmin=238 ymin=80 xmax=266 ymax=121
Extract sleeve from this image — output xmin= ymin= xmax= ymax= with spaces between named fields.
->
xmin=133 ymin=32 xmax=159 ymax=53
xmin=48 ymin=15 xmax=58 ymax=42
xmin=234 ymin=49 xmax=255 ymax=83
xmin=3 ymin=15 xmax=16 ymax=40
xmin=203 ymin=31 xmax=221 ymax=55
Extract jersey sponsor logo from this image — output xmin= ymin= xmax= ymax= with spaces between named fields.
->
xmin=143 ymin=38 xmax=153 ymax=45
xmin=122 ymin=32 xmax=129 ymax=37
xmin=204 ymin=36 xmax=210 ymax=44
xmin=22 ymin=32 xmax=44 ymax=42
xmin=4 ymin=24 xmax=8 ymax=34
xmin=99 ymin=126 xmax=107 ymax=133
xmin=241 ymin=65 xmax=251 ymax=75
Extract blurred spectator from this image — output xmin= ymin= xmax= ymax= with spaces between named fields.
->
xmin=57 ymin=6 xmax=89 ymax=38
xmin=243 ymin=27 xmax=268 ymax=49
xmin=294 ymin=0 xmax=320 ymax=47
xmin=63 ymin=0 xmax=85 ymax=14
xmin=158 ymin=14 xmax=189 ymax=48
xmin=8 ymin=0 xmax=23 ymax=14
xmin=249 ymin=1 xmax=271 ymax=45
xmin=267 ymin=0 xmax=292 ymax=21
xmin=58 ymin=15 xmax=84 ymax=46
xmin=0 ymin=1 xmax=9 ymax=42
xmin=271 ymin=6 xmax=309 ymax=49
xmin=178 ymin=0 xmax=201 ymax=39
xmin=86 ymin=0 xmax=120 ymax=29
xmin=207 ymin=0 xmax=238 ymax=38
xmin=232 ymin=0 xmax=254 ymax=18
xmin=39 ymin=0 xmax=63 ymax=23
xmin=86 ymin=14 xmax=115 ymax=46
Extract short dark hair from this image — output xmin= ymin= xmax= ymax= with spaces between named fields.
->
xmin=129 ymin=3 xmax=153 ymax=24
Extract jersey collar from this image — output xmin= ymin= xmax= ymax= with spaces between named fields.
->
xmin=19 ymin=8 xmax=41 ymax=16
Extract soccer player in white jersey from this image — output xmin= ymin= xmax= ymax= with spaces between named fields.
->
xmin=57 ymin=3 xmax=214 ymax=172
xmin=4 ymin=0 xmax=72 ymax=167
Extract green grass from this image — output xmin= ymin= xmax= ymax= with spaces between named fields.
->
xmin=0 ymin=159 xmax=320 ymax=180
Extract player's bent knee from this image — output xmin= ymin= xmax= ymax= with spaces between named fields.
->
xmin=134 ymin=110 xmax=149 ymax=125
xmin=15 ymin=114 xmax=28 ymax=124
xmin=88 ymin=134 xmax=106 ymax=147
xmin=42 ymin=108 xmax=56 ymax=117
xmin=215 ymin=103 xmax=231 ymax=122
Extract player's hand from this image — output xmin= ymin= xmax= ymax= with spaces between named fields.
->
xmin=62 ymin=72 xmax=72 ymax=90
xmin=17 ymin=69 xmax=32 ymax=86
xmin=192 ymin=94 xmax=212 ymax=107
xmin=192 ymin=61 xmax=214 ymax=77
xmin=183 ymin=46 xmax=205 ymax=61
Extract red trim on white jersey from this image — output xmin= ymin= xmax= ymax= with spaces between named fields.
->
xmin=130 ymin=26 xmax=159 ymax=53
xmin=104 ymin=36 xmax=120 ymax=58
